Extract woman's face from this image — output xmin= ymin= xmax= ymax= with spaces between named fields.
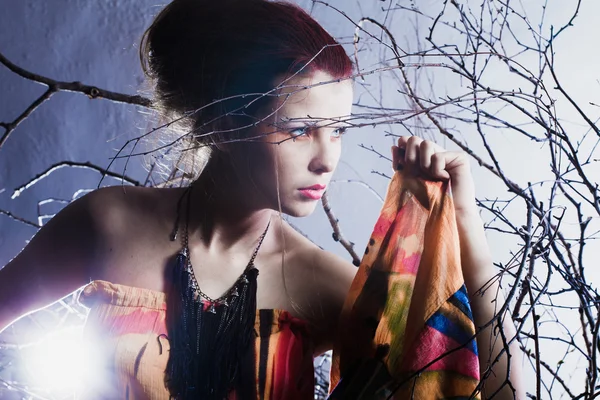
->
xmin=231 ymin=70 xmax=354 ymax=217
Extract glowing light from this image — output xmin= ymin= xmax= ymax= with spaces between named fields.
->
xmin=21 ymin=325 xmax=102 ymax=395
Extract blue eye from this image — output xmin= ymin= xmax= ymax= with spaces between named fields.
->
xmin=289 ymin=127 xmax=308 ymax=137
xmin=288 ymin=126 xmax=347 ymax=139
xmin=332 ymin=127 xmax=347 ymax=138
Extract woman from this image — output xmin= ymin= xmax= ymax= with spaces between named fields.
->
xmin=0 ymin=0 xmax=524 ymax=398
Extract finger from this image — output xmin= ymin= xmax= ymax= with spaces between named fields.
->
xmin=397 ymin=135 xmax=410 ymax=148
xmin=395 ymin=138 xmax=408 ymax=164
xmin=419 ymin=140 xmax=435 ymax=172
xmin=391 ymin=145 xmax=399 ymax=170
xmin=397 ymin=135 xmax=417 ymax=154
xmin=391 ymin=146 xmax=405 ymax=172
xmin=431 ymin=152 xmax=450 ymax=180
xmin=405 ymin=136 xmax=421 ymax=165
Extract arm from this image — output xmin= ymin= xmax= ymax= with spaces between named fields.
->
xmin=0 ymin=189 xmax=107 ymax=334
xmin=456 ymin=207 xmax=526 ymax=399
xmin=394 ymin=135 xmax=526 ymax=398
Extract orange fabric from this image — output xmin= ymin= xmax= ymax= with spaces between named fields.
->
xmin=77 ymin=280 xmax=315 ymax=400
xmin=328 ymin=168 xmax=480 ymax=399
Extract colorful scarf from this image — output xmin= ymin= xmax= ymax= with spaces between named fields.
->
xmin=328 ymin=168 xmax=480 ymax=399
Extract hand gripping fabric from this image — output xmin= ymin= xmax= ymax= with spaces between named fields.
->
xmin=328 ymin=168 xmax=480 ymax=399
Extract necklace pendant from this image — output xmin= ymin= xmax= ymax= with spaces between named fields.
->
xmin=221 ymin=298 xmax=229 ymax=307
xmin=207 ymin=302 xmax=217 ymax=314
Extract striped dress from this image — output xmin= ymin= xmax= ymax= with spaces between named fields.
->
xmin=77 ymin=280 xmax=315 ymax=400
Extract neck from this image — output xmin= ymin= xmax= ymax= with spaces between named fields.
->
xmin=185 ymin=154 xmax=275 ymax=255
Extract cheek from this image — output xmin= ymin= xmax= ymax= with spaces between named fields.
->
xmin=273 ymin=143 xmax=307 ymax=178
xmin=333 ymin=144 xmax=343 ymax=165
xmin=245 ymin=143 xmax=282 ymax=185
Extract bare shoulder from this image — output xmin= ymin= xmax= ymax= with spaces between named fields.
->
xmin=307 ymin=246 xmax=358 ymax=308
xmin=87 ymin=185 xmax=177 ymax=230
xmin=307 ymin=246 xmax=358 ymax=356
xmin=0 ymin=187 xmax=124 ymax=332
xmin=283 ymin=226 xmax=358 ymax=356
xmin=85 ymin=185 xmax=182 ymax=281
xmin=280 ymin=224 xmax=358 ymax=304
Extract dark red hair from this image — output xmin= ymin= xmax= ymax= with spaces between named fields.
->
xmin=140 ymin=0 xmax=354 ymax=145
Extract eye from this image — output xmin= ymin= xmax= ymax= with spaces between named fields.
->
xmin=289 ymin=127 xmax=309 ymax=137
xmin=332 ymin=127 xmax=347 ymax=138
xmin=287 ymin=126 xmax=347 ymax=139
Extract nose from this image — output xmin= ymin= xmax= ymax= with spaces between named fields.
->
xmin=308 ymin=130 xmax=340 ymax=174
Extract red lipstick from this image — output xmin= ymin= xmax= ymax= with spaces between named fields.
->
xmin=298 ymin=184 xmax=326 ymax=200
xmin=299 ymin=184 xmax=326 ymax=190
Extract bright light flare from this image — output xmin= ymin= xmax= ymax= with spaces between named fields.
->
xmin=21 ymin=325 xmax=103 ymax=395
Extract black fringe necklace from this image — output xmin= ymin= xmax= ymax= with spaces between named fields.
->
xmin=165 ymin=185 xmax=270 ymax=399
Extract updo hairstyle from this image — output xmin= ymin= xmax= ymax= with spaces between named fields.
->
xmin=139 ymin=0 xmax=354 ymax=183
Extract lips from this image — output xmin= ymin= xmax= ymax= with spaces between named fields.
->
xmin=298 ymin=184 xmax=326 ymax=200
xmin=299 ymin=188 xmax=325 ymax=200
xmin=299 ymin=184 xmax=326 ymax=190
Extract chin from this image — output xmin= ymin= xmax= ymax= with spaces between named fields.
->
xmin=278 ymin=200 xmax=319 ymax=218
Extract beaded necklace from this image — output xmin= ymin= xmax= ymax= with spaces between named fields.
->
xmin=166 ymin=185 xmax=270 ymax=399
